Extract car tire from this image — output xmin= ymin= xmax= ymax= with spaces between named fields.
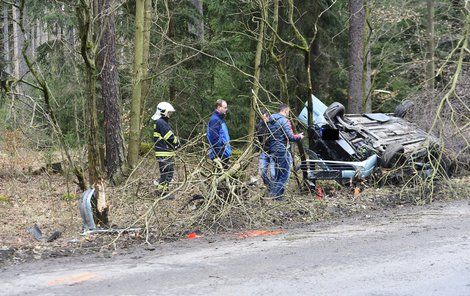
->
xmin=381 ymin=143 xmax=405 ymax=168
xmin=394 ymin=100 xmax=414 ymax=118
xmin=324 ymin=102 xmax=345 ymax=122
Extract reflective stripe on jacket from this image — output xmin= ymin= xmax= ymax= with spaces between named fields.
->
xmin=154 ymin=117 xmax=179 ymax=157
xmin=207 ymin=111 xmax=231 ymax=159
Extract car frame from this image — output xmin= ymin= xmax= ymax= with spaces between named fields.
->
xmin=296 ymin=95 xmax=441 ymax=187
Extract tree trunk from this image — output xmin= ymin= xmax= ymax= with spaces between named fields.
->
xmin=269 ymin=0 xmax=289 ymax=104
xmin=363 ymin=47 xmax=372 ymax=112
xmin=96 ymin=0 xmax=125 ymax=182
xmin=77 ymin=0 xmax=108 ymax=225
xmin=12 ymin=4 xmax=20 ymax=83
xmin=140 ymin=0 xmax=152 ymax=126
xmin=3 ymin=4 xmax=10 ymax=74
xmin=286 ymin=0 xmax=312 ymax=125
xmin=285 ymin=0 xmax=310 ymax=190
xmin=14 ymin=4 xmax=26 ymax=78
xmin=127 ymin=0 xmax=145 ymax=170
xmin=45 ymin=21 xmax=50 ymax=43
xmin=362 ymin=0 xmax=372 ymax=112
xmin=189 ymin=0 xmax=204 ymax=42
xmin=348 ymin=0 xmax=365 ymax=114
xmin=425 ymin=0 xmax=435 ymax=90
xmin=35 ymin=19 xmax=40 ymax=49
xmin=168 ymin=7 xmax=176 ymax=102
xmin=248 ymin=0 xmax=266 ymax=143
xmin=30 ymin=20 xmax=35 ymax=57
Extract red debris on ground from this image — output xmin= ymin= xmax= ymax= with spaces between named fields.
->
xmin=186 ymin=232 xmax=201 ymax=239
xmin=316 ymin=186 xmax=324 ymax=200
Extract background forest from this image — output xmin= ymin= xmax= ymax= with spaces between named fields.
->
xmin=0 ymin=0 xmax=468 ymax=189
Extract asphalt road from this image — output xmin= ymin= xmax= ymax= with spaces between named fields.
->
xmin=2 ymin=199 xmax=470 ymax=296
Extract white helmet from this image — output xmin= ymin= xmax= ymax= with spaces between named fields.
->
xmin=152 ymin=102 xmax=175 ymax=120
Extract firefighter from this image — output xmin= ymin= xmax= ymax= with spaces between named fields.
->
xmin=151 ymin=102 xmax=179 ymax=194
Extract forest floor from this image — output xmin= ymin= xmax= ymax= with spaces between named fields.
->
xmin=1 ymin=149 xmax=469 ymax=268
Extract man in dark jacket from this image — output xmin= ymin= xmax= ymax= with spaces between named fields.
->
xmin=152 ymin=102 xmax=179 ymax=192
xmin=207 ymin=99 xmax=231 ymax=168
xmin=267 ymin=104 xmax=304 ymax=200
xmin=255 ymin=109 xmax=275 ymax=187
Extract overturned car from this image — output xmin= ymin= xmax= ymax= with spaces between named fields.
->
xmin=297 ymin=95 xmax=448 ymax=187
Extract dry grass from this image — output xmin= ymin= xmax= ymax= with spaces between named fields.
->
xmin=0 ymin=149 xmax=468 ymax=266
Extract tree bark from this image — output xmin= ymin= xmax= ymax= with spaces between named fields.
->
xmin=189 ymin=0 xmax=204 ymax=42
xmin=3 ymin=4 xmax=10 ymax=74
xmin=30 ymin=19 xmax=35 ymax=57
xmin=35 ymin=19 xmax=40 ymax=49
xmin=96 ymin=0 xmax=125 ymax=182
xmin=269 ymin=0 xmax=289 ymax=104
xmin=362 ymin=0 xmax=372 ymax=112
xmin=167 ymin=4 xmax=176 ymax=102
xmin=12 ymin=4 xmax=20 ymax=83
xmin=363 ymin=47 xmax=371 ymax=112
xmin=77 ymin=0 xmax=108 ymax=225
xmin=248 ymin=0 xmax=266 ymax=143
xmin=127 ymin=0 xmax=145 ymax=170
xmin=425 ymin=0 xmax=435 ymax=90
xmin=348 ymin=0 xmax=365 ymax=114
xmin=140 ymin=0 xmax=152 ymax=126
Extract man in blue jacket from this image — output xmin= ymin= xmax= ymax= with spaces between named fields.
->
xmin=267 ymin=104 xmax=304 ymax=200
xmin=207 ymin=99 xmax=231 ymax=168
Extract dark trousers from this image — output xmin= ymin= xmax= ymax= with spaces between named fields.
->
xmin=157 ymin=157 xmax=175 ymax=185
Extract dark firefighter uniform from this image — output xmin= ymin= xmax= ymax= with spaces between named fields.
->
xmin=153 ymin=116 xmax=179 ymax=190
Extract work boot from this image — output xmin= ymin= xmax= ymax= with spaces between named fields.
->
xmin=154 ymin=182 xmax=169 ymax=197
xmin=155 ymin=183 xmax=168 ymax=191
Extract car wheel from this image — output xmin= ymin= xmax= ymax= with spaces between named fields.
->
xmin=324 ymin=102 xmax=345 ymax=122
xmin=381 ymin=143 xmax=405 ymax=168
xmin=394 ymin=100 xmax=414 ymax=118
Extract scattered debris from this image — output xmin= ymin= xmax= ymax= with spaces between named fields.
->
xmin=0 ymin=246 xmax=14 ymax=260
xmin=316 ymin=186 xmax=324 ymax=200
xmin=27 ymin=224 xmax=43 ymax=241
xmin=185 ymin=230 xmax=203 ymax=239
xmin=79 ymin=188 xmax=97 ymax=231
xmin=81 ymin=228 xmax=142 ymax=236
xmin=247 ymin=176 xmax=259 ymax=186
xmin=68 ymin=239 xmax=79 ymax=244
xmin=354 ymin=187 xmax=361 ymax=199
xmin=46 ymin=230 xmax=62 ymax=242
